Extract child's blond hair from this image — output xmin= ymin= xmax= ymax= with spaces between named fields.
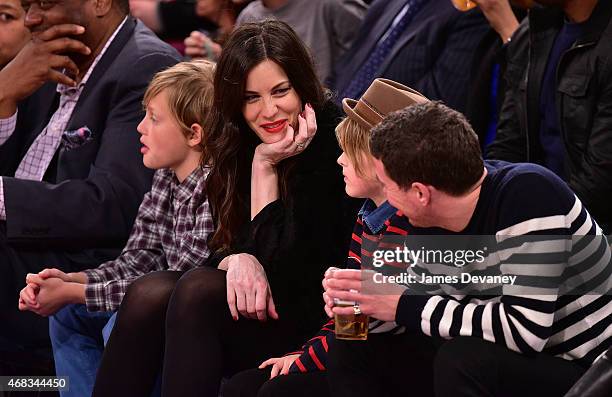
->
xmin=335 ymin=116 xmax=374 ymax=177
xmin=143 ymin=60 xmax=216 ymax=153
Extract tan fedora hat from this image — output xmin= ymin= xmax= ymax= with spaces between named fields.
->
xmin=342 ymin=79 xmax=429 ymax=130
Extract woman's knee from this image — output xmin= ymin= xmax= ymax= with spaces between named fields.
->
xmin=123 ymin=272 xmax=179 ymax=307
xmin=119 ymin=271 xmax=181 ymax=326
xmin=167 ymin=267 xmax=227 ymax=314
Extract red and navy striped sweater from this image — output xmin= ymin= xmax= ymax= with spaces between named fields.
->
xmin=288 ymin=207 xmax=410 ymax=373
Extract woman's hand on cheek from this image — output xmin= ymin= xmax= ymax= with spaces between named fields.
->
xmin=253 ymin=103 xmax=317 ymax=167
xmin=253 ymin=121 xmax=297 ymax=168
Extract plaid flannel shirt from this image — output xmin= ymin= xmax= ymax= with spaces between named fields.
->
xmin=83 ymin=165 xmax=213 ymax=311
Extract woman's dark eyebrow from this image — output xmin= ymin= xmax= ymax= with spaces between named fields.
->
xmin=271 ymin=81 xmax=291 ymax=90
xmin=244 ymin=81 xmax=291 ymax=95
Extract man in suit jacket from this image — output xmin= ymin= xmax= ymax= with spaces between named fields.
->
xmin=330 ymin=0 xmax=490 ymax=113
xmin=0 ymin=0 xmax=181 ymax=348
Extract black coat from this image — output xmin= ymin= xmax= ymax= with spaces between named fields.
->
xmin=206 ymin=101 xmax=360 ymax=336
xmin=487 ymin=3 xmax=612 ymax=231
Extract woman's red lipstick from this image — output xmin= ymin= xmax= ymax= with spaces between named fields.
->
xmin=260 ymin=119 xmax=288 ymax=133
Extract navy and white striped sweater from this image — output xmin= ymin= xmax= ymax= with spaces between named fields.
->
xmin=396 ymin=161 xmax=611 ymax=367
xmin=289 ymin=161 xmax=611 ymax=372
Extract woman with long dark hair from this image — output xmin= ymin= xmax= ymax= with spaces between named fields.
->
xmin=92 ymin=20 xmax=356 ymax=397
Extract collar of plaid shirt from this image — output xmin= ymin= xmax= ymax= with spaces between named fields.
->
xmin=172 ymin=166 xmax=210 ymax=206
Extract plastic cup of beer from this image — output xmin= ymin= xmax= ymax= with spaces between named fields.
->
xmin=451 ymin=0 xmax=477 ymax=11
xmin=328 ymin=268 xmax=369 ymax=340
xmin=334 ymin=297 xmax=369 ymax=341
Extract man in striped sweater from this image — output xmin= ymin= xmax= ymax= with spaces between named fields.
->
xmin=324 ymin=101 xmax=612 ymax=396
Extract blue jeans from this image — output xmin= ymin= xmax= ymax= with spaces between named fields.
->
xmin=50 ymin=304 xmax=115 ymax=397
xmin=50 ymin=304 xmax=161 ymax=397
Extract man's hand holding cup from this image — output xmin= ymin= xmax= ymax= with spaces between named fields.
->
xmin=323 ymin=267 xmax=407 ymax=338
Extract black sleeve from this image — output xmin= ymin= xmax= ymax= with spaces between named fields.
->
xmin=254 ymin=155 xmax=357 ymax=331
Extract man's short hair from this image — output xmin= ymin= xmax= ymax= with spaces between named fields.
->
xmin=143 ymin=60 xmax=215 ymax=146
xmin=335 ymin=116 xmax=373 ymax=177
xmin=370 ymin=101 xmax=484 ymax=196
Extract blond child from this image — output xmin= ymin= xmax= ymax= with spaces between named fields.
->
xmin=18 ymin=60 xmax=216 ymax=397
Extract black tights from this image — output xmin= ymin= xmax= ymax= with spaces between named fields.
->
xmin=93 ymin=268 xmax=303 ymax=397
xmin=92 ymin=270 xmax=182 ymax=396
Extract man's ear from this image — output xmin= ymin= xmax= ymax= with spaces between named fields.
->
xmin=188 ymin=123 xmax=204 ymax=148
xmin=93 ymin=0 xmax=114 ymax=17
xmin=412 ymin=182 xmax=431 ymax=206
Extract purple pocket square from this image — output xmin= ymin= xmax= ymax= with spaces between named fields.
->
xmin=61 ymin=126 xmax=93 ymax=150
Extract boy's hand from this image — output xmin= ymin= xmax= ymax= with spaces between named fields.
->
xmin=259 ymin=354 xmax=300 ymax=379
xmin=21 ymin=274 xmax=83 ymax=317
xmin=18 ymin=283 xmax=41 ymax=311
xmin=37 ymin=268 xmax=87 ymax=284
